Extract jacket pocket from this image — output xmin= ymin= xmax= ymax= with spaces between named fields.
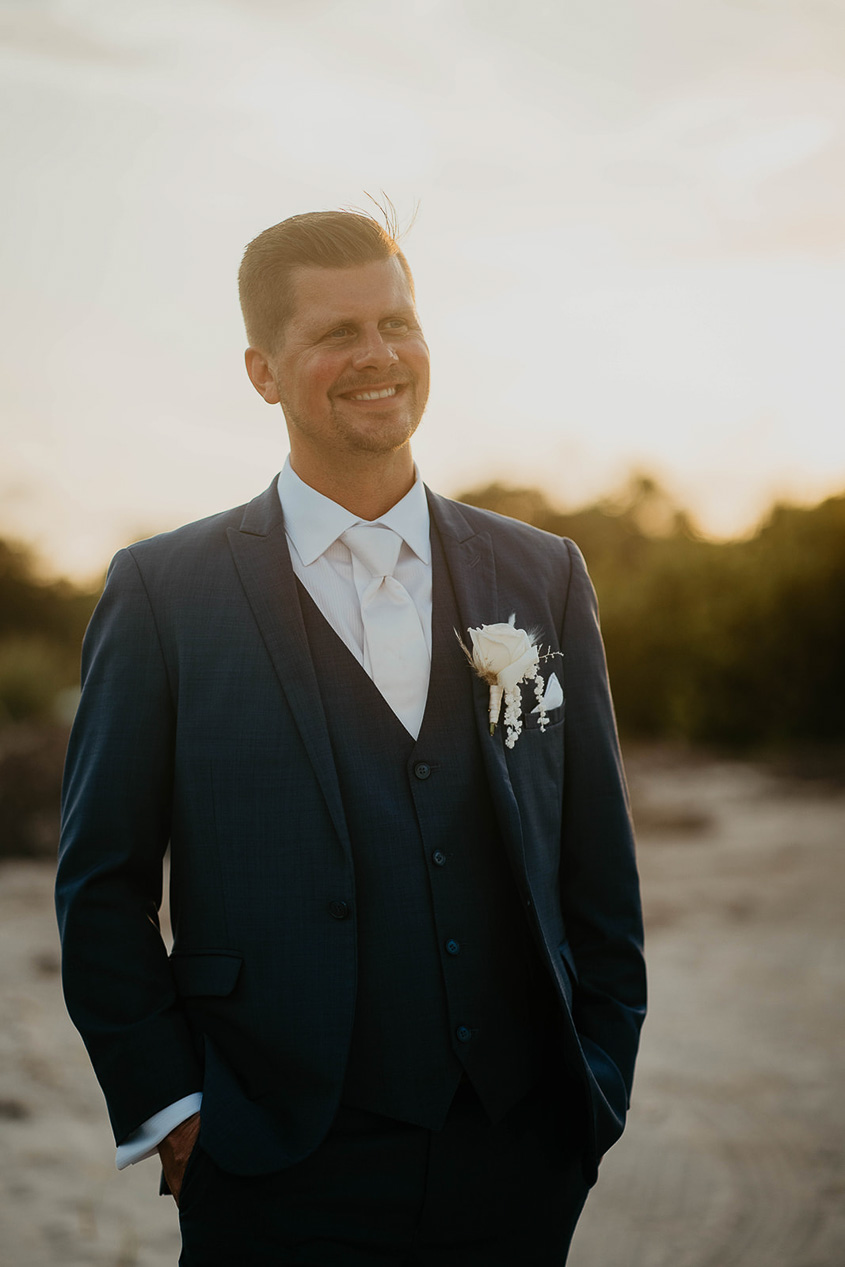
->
xmin=170 ymin=952 xmax=243 ymax=998
xmin=522 ymin=700 xmax=565 ymax=733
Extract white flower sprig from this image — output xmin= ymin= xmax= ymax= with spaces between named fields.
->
xmin=456 ymin=615 xmax=561 ymax=749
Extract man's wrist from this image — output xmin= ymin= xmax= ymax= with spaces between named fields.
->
xmin=158 ymin=1110 xmax=201 ymax=1162
xmin=158 ymin=1111 xmax=201 ymax=1205
xmin=115 ymin=1092 xmax=203 ymax=1169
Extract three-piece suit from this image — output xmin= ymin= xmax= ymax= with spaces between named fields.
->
xmin=56 ymin=474 xmax=646 ymax=1256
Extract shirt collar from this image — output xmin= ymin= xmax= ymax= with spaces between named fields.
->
xmin=277 ymin=457 xmax=431 ymax=567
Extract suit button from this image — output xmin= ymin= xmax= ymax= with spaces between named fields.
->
xmin=414 ymin=762 xmax=431 ymax=780
xmin=445 ymin=939 xmax=460 ymax=955
xmin=432 ymin=850 xmax=446 ymax=867
xmin=456 ymin=1026 xmax=473 ymax=1043
xmin=328 ymin=900 xmax=350 ymax=920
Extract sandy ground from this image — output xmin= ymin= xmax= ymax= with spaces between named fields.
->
xmin=1 ymin=750 xmax=843 ymax=1266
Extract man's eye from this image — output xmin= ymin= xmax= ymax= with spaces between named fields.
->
xmin=383 ymin=319 xmax=408 ymax=331
xmin=328 ymin=327 xmax=351 ymax=339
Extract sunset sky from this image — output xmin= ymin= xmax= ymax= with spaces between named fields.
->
xmin=2 ymin=0 xmax=844 ymax=580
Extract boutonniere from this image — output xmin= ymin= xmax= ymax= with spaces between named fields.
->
xmin=456 ymin=615 xmax=562 ymax=749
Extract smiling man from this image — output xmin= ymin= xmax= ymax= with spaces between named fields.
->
xmin=246 ymin=252 xmax=430 ymax=485
xmin=57 ymin=209 xmax=646 ymax=1265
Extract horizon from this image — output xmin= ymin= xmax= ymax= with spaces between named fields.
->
xmin=2 ymin=1 xmax=844 ymax=580
xmin=6 ymin=466 xmax=843 ymax=589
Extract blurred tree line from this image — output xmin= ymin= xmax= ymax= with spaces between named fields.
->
xmin=459 ymin=476 xmax=845 ymax=749
xmin=1 ymin=476 xmax=844 ymax=749
xmin=0 ymin=541 xmax=99 ymax=855
xmin=2 ymin=482 xmax=844 ymax=859
xmin=0 ymin=540 xmax=98 ymax=727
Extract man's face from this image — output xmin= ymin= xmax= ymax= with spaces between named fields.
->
xmin=256 ymin=256 xmax=430 ymax=467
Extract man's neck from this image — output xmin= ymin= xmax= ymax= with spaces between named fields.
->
xmin=288 ymin=450 xmax=417 ymax=520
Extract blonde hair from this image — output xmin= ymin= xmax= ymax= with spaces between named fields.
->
xmin=238 ymin=208 xmax=414 ymax=353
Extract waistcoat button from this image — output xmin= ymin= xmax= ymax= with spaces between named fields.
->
xmin=414 ymin=762 xmax=431 ymax=780
xmin=445 ymin=939 xmax=460 ymax=955
xmin=328 ymin=900 xmax=350 ymax=920
xmin=456 ymin=1026 xmax=473 ymax=1043
xmin=432 ymin=850 xmax=446 ymax=867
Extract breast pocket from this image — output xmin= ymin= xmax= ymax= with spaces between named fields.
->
xmin=522 ymin=666 xmax=564 ymax=732
xmin=522 ymin=704 xmax=565 ymax=734
xmin=522 ymin=676 xmax=565 ymax=733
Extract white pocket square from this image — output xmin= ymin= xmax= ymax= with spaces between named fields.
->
xmin=532 ymin=671 xmax=563 ymax=714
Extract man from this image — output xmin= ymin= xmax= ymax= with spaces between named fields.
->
xmin=57 ymin=209 xmax=646 ymax=1265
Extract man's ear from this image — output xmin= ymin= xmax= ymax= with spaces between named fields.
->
xmin=244 ymin=347 xmax=281 ymax=404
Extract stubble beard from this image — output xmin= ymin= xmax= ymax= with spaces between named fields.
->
xmin=332 ymin=389 xmax=425 ymax=456
xmin=284 ymin=382 xmax=428 ymax=461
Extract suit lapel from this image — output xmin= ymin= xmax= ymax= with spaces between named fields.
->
xmin=226 ymin=478 xmax=527 ymax=872
xmin=427 ymin=490 xmax=527 ymax=873
xmin=227 ymin=478 xmax=351 ymax=858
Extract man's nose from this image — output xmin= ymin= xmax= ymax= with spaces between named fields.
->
xmin=351 ymin=329 xmax=399 ymax=371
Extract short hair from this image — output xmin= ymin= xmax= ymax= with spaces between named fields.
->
xmin=238 ymin=209 xmax=415 ymax=353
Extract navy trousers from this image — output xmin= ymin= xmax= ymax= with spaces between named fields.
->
xmin=177 ymin=1077 xmax=589 ymax=1266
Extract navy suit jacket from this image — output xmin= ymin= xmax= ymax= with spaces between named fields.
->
xmin=56 ymin=476 xmax=646 ymax=1185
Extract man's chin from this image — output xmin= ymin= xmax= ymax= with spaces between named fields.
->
xmin=334 ymin=411 xmax=423 ymax=456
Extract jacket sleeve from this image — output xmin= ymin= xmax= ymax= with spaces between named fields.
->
xmin=558 ymin=539 xmax=647 ymax=1150
xmin=56 ymin=548 xmax=202 ymax=1145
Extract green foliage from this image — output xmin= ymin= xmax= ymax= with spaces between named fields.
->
xmin=2 ymin=483 xmax=844 ymax=750
xmin=0 ymin=541 xmax=97 ymax=729
xmin=458 ymin=479 xmax=845 ymax=749
xmin=0 ymin=541 xmax=96 ymax=644
xmin=0 ymin=637 xmax=79 ymax=726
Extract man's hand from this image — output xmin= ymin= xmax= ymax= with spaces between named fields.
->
xmin=158 ymin=1111 xmax=201 ymax=1205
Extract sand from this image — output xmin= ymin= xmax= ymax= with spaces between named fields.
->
xmin=1 ymin=749 xmax=843 ymax=1266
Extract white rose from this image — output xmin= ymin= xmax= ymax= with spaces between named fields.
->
xmin=457 ymin=614 xmax=558 ymax=746
xmin=468 ymin=619 xmax=539 ymax=690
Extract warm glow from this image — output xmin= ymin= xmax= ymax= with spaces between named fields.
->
xmin=2 ymin=1 xmax=844 ymax=579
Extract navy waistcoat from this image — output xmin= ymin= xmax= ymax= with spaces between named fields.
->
xmin=296 ymin=521 xmax=554 ymax=1130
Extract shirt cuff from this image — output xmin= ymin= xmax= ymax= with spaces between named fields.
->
xmin=115 ymin=1092 xmax=203 ymax=1170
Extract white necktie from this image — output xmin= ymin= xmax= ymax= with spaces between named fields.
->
xmin=341 ymin=523 xmax=430 ymax=738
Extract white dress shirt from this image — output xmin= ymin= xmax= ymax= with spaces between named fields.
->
xmin=279 ymin=457 xmax=433 ymax=679
xmin=116 ymin=459 xmax=434 ymax=1169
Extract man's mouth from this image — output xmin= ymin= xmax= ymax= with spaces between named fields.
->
xmin=343 ymin=385 xmax=401 ymax=402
